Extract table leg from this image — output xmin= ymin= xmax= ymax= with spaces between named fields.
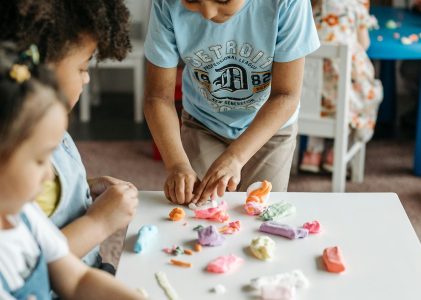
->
xmin=376 ymin=60 xmax=396 ymax=135
xmin=414 ymin=73 xmax=421 ymax=176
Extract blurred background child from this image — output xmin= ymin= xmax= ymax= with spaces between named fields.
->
xmin=300 ymin=0 xmax=383 ymax=173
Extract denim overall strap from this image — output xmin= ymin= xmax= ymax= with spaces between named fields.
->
xmin=0 ymin=212 xmax=52 ymax=300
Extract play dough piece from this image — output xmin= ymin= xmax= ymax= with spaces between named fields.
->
xmin=246 ymin=181 xmax=272 ymax=203
xmin=244 ymin=201 xmax=267 ymax=216
xmin=211 ymin=284 xmax=226 ymax=294
xmin=250 ymin=236 xmax=276 ymax=260
xmin=198 ymin=225 xmax=225 ymax=246
xmin=250 ymin=270 xmax=309 ymax=300
xmin=260 ymin=202 xmax=296 ymax=221
xmin=170 ymin=259 xmax=192 ymax=268
xmin=207 ymin=255 xmax=244 ymax=273
xmin=385 ymin=19 xmax=399 ymax=29
xmin=323 ymin=246 xmax=346 ymax=273
xmin=155 ymin=272 xmax=179 ymax=300
xmin=133 ymin=225 xmax=158 ymax=253
xmin=219 ymin=221 xmax=241 ymax=234
xmin=261 ymin=285 xmax=295 ymax=300
xmin=302 ymin=220 xmax=321 ymax=234
xmin=259 ymin=221 xmax=308 ymax=240
xmin=194 ymin=243 xmax=202 ymax=252
xmin=250 ymin=270 xmax=309 ymax=290
xmin=188 ymin=199 xmax=217 ymax=210
xmin=194 ymin=201 xmax=229 ymax=222
xmin=169 ymin=207 xmax=185 ymax=221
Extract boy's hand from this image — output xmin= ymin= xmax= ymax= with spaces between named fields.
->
xmin=165 ymin=163 xmax=199 ymax=205
xmin=87 ymin=183 xmax=139 ymax=234
xmin=88 ymin=176 xmax=137 ymax=199
xmin=193 ymin=152 xmax=242 ymax=204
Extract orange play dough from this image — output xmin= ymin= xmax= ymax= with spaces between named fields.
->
xmin=323 ymin=246 xmax=346 ymax=273
xmin=169 ymin=207 xmax=185 ymax=221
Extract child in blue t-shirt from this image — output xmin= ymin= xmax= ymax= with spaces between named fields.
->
xmin=144 ymin=0 xmax=320 ymax=204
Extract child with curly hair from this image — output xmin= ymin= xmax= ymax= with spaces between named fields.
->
xmin=0 ymin=0 xmax=138 ymax=274
xmin=0 ymin=43 xmax=142 ymax=300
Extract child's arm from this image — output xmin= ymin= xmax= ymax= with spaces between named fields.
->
xmin=49 ymin=253 xmax=143 ymax=299
xmin=61 ymin=183 xmax=138 ymax=258
xmin=194 ymin=58 xmax=305 ymax=202
xmin=144 ymin=61 xmax=200 ymax=205
xmin=357 ymin=27 xmax=370 ymax=50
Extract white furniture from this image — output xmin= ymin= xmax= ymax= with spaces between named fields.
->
xmin=79 ymin=40 xmax=145 ymax=123
xmin=297 ymin=43 xmax=366 ymax=192
xmin=116 ymin=191 xmax=421 ymax=300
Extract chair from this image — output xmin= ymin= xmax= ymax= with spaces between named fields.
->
xmin=79 ymin=39 xmax=145 ymax=123
xmin=295 ymin=43 xmax=366 ymax=192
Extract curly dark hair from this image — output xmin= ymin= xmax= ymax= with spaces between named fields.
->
xmin=0 ymin=0 xmax=132 ymax=63
xmin=0 ymin=42 xmax=68 ymax=162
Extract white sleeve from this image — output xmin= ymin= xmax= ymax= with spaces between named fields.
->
xmin=22 ymin=203 xmax=69 ymax=263
xmin=0 ymin=288 xmax=16 ymax=300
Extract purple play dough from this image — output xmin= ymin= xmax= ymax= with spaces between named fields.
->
xmin=198 ymin=225 xmax=225 ymax=246
xmin=259 ymin=221 xmax=309 ymax=240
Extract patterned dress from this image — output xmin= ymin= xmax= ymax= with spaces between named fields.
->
xmin=313 ymin=0 xmax=383 ymax=142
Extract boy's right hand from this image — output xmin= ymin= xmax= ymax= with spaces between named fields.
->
xmin=86 ymin=183 xmax=138 ymax=234
xmin=165 ymin=163 xmax=200 ymax=205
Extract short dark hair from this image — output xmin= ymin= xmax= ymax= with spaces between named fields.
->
xmin=0 ymin=42 xmax=68 ymax=162
xmin=0 ymin=0 xmax=132 ymax=63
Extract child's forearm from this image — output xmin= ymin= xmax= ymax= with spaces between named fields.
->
xmin=61 ymin=214 xmax=109 ymax=258
xmin=227 ymin=93 xmax=299 ymax=165
xmin=73 ymin=268 xmax=143 ymax=300
xmin=144 ymin=97 xmax=191 ymax=170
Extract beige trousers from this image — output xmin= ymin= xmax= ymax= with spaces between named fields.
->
xmin=180 ymin=110 xmax=297 ymax=192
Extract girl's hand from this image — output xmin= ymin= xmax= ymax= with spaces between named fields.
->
xmin=165 ymin=163 xmax=200 ymax=205
xmin=87 ymin=183 xmax=139 ymax=234
xmin=193 ymin=152 xmax=242 ymax=204
xmin=88 ymin=176 xmax=137 ymax=199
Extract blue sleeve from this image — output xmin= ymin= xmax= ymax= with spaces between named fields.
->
xmin=274 ymin=0 xmax=320 ymax=62
xmin=144 ymin=0 xmax=180 ymax=68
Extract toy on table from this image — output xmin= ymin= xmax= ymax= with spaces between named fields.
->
xmin=249 ymin=236 xmax=276 ymax=261
xmin=302 ymin=220 xmax=321 ymax=234
xmin=197 ymin=225 xmax=225 ymax=246
xmin=385 ymin=19 xmax=400 ymax=30
xmin=259 ymin=221 xmax=308 ymax=240
xmin=323 ymin=246 xmax=346 ymax=273
xmin=193 ymin=201 xmax=229 ymax=223
xmin=250 ymin=269 xmax=309 ymax=300
xmin=260 ymin=201 xmax=296 ymax=221
xmin=211 ymin=284 xmax=227 ymax=294
xmin=155 ymin=272 xmax=179 ymax=300
xmin=207 ymin=254 xmax=244 ymax=274
xmin=170 ymin=259 xmax=192 ymax=268
xmin=133 ymin=225 xmax=158 ymax=253
xmin=219 ymin=220 xmax=241 ymax=234
xmin=169 ymin=207 xmax=185 ymax=221
xmin=244 ymin=181 xmax=272 ymax=216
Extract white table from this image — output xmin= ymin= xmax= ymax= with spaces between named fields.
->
xmin=116 ymin=192 xmax=421 ymax=299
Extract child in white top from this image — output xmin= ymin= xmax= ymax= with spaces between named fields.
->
xmin=0 ymin=43 xmax=142 ymax=299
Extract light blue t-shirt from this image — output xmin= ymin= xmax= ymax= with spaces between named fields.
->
xmin=145 ymin=0 xmax=320 ymax=139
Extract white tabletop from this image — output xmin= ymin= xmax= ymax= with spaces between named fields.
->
xmin=116 ymin=192 xmax=421 ymax=300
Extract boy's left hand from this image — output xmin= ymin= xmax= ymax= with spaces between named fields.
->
xmin=193 ymin=152 xmax=242 ymax=204
xmin=88 ymin=176 xmax=137 ymax=199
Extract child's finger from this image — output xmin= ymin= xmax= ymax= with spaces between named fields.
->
xmin=227 ymin=177 xmax=239 ymax=192
xmin=175 ymin=179 xmax=185 ymax=204
xmin=217 ymin=176 xmax=229 ymax=197
xmin=184 ymin=176 xmax=195 ymax=203
xmin=168 ymin=180 xmax=177 ymax=204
